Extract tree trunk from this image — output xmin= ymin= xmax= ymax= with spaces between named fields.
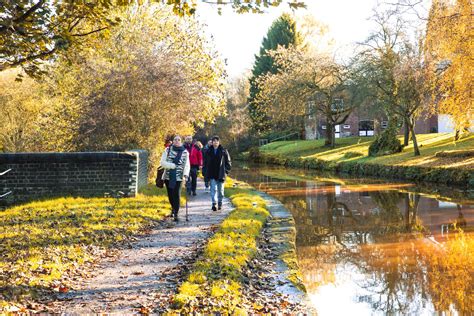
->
xmin=409 ymin=121 xmax=420 ymax=156
xmin=325 ymin=122 xmax=334 ymax=147
xmin=332 ymin=125 xmax=336 ymax=148
xmin=454 ymin=128 xmax=460 ymax=141
xmin=403 ymin=118 xmax=410 ymax=146
xmin=325 ymin=123 xmax=336 ymax=148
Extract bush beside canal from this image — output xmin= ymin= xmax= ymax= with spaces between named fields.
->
xmin=247 ymin=133 xmax=474 ymax=187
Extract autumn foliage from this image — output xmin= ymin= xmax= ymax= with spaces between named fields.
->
xmin=0 ymin=4 xmax=226 ymax=174
xmin=425 ymin=0 xmax=473 ymax=138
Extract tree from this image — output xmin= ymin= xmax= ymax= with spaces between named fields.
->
xmin=0 ymin=0 xmax=117 ymax=77
xmin=0 ymin=4 xmax=226 ymax=172
xmin=256 ymin=46 xmax=364 ymax=148
xmin=359 ymin=9 xmax=427 ymax=156
xmin=424 ymin=0 xmax=473 ymax=140
xmin=0 ymin=1 xmax=305 ymax=77
xmin=248 ymin=13 xmax=302 ymax=133
xmin=200 ymin=76 xmax=252 ymax=153
xmin=0 ymin=69 xmax=46 ymax=152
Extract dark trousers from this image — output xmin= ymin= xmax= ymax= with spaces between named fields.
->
xmin=203 ymin=169 xmax=209 ymax=188
xmin=190 ymin=165 xmax=199 ymax=193
xmin=165 ymin=180 xmax=182 ymax=215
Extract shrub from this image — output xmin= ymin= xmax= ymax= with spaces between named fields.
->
xmin=343 ymin=151 xmax=364 ymax=159
xmin=368 ymin=126 xmax=403 ymax=157
xmin=435 ymin=150 xmax=474 ymax=158
xmin=248 ymin=146 xmax=261 ymax=161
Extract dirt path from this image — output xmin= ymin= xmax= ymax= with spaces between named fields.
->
xmin=53 ymin=179 xmax=231 ymax=315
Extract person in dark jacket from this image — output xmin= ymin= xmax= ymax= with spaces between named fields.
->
xmin=201 ymin=139 xmax=212 ymax=192
xmin=204 ymin=136 xmax=231 ymax=211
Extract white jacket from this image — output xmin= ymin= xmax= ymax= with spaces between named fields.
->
xmin=160 ymin=147 xmax=190 ymax=181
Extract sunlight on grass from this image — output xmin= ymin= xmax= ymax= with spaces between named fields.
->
xmin=261 ymin=137 xmax=374 ymax=158
xmin=261 ymin=133 xmax=474 ymax=170
xmin=0 ymin=184 xmax=170 ymax=305
xmin=172 ymin=178 xmax=270 ymax=313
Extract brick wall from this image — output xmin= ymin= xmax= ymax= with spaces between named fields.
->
xmin=127 ymin=149 xmax=149 ymax=191
xmin=0 ymin=151 xmax=148 ymax=205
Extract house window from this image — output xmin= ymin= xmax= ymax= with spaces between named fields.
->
xmin=343 ymin=124 xmax=351 ymax=129
xmin=359 ymin=120 xmax=374 ymax=137
xmin=381 ymin=121 xmax=388 ymax=129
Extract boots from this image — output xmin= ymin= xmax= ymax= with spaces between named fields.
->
xmin=212 ymin=203 xmax=217 ymax=212
xmin=173 ymin=209 xmax=179 ymax=222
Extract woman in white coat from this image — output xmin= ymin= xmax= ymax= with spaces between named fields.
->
xmin=160 ymin=135 xmax=190 ymax=221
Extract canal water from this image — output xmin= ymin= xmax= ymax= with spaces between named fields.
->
xmin=232 ymin=163 xmax=474 ymax=315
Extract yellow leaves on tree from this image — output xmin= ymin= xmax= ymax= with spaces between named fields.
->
xmin=0 ymin=4 xmax=226 ymax=175
xmin=425 ymin=0 xmax=473 ymax=138
xmin=0 ymin=69 xmax=46 ymax=152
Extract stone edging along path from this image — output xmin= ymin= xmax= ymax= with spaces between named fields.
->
xmin=255 ymin=191 xmax=315 ymax=312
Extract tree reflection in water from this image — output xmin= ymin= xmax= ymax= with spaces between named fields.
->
xmin=232 ymin=165 xmax=473 ymax=313
xmin=287 ymin=184 xmax=473 ymax=313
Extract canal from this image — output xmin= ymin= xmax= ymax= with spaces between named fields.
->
xmin=232 ymin=163 xmax=474 ymax=315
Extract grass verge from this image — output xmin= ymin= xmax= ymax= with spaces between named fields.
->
xmin=0 ymin=184 xmax=170 ymax=311
xmin=171 ymin=178 xmax=270 ymax=314
xmin=251 ymin=133 xmax=474 ymax=186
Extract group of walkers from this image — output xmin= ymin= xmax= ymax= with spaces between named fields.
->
xmin=159 ymin=135 xmax=231 ymax=221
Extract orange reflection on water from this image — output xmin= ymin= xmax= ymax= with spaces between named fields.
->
xmin=298 ymin=232 xmax=474 ymax=314
xmin=233 ymin=165 xmax=474 ymax=314
xmin=263 ymin=183 xmax=415 ymax=197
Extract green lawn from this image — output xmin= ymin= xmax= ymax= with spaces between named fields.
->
xmin=0 ymin=185 xmax=170 ymax=310
xmin=260 ymin=133 xmax=474 ymax=170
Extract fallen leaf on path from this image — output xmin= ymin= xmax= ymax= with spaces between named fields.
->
xmin=59 ymin=285 xmax=69 ymax=293
xmin=132 ymin=271 xmax=144 ymax=275
xmin=138 ymin=306 xmax=150 ymax=315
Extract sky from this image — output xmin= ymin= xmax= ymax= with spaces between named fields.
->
xmin=196 ymin=0 xmax=429 ymax=79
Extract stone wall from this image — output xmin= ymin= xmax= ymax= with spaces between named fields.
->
xmin=0 ymin=151 xmax=148 ymax=205
xmin=126 ymin=149 xmax=149 ymax=192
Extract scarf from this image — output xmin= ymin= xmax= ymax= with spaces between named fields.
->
xmin=169 ymin=145 xmax=185 ymax=189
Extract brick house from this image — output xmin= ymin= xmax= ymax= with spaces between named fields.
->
xmin=304 ymin=106 xmax=440 ymax=140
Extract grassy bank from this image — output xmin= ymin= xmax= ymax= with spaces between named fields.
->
xmin=250 ymin=133 xmax=474 ymax=186
xmin=0 ymin=185 xmax=170 ymax=310
xmin=172 ymin=179 xmax=270 ymax=314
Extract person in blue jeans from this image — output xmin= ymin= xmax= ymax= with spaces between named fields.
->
xmin=203 ymin=136 xmax=231 ymax=211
